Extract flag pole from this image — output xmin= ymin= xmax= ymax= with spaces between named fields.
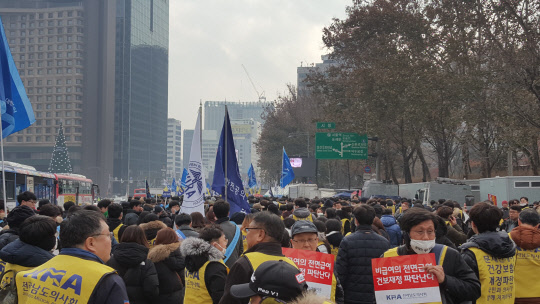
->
xmin=224 ymin=105 xmax=228 ymax=202
xmin=199 ymin=101 xmax=203 ymax=196
xmin=0 ymin=127 xmax=7 ymax=214
xmin=281 ymin=147 xmax=284 ymax=189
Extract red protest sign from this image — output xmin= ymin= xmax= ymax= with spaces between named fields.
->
xmin=282 ymin=248 xmax=334 ymax=298
xmin=371 ymin=253 xmax=442 ymax=303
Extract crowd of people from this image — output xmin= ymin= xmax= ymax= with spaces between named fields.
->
xmin=0 ymin=190 xmax=538 ymax=303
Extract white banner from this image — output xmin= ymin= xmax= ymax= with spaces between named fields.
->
xmin=181 ymin=110 xmax=206 ymax=215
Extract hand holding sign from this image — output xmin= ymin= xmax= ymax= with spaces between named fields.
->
xmin=424 ymin=264 xmax=445 ymax=283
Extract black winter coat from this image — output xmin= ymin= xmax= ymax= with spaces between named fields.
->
xmin=335 ymin=225 xmax=390 ymax=304
xmin=148 ymin=242 xmax=185 ymax=304
xmin=394 ymin=244 xmax=481 ymax=304
xmin=0 ymin=229 xmax=19 ymax=251
xmin=106 ymin=242 xmax=159 ymax=304
xmin=0 ymin=239 xmax=54 ymax=267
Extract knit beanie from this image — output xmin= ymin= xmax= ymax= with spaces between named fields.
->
xmin=6 ymin=205 xmax=35 ymax=228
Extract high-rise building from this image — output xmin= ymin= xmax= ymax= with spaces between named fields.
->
xmin=297 ymin=54 xmax=337 ymax=95
xmin=167 ymin=118 xmax=181 ymax=180
xmin=204 ymin=101 xmax=270 ymax=132
xmin=0 ymin=0 xmax=117 ymax=192
xmin=113 ymin=0 xmax=169 ymax=194
xmin=231 ymin=119 xmax=261 ymax=181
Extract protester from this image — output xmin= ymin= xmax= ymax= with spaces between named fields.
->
xmin=290 ymin=220 xmax=344 ymax=303
xmin=16 ymin=191 xmax=37 ymax=211
xmin=325 ymin=219 xmax=343 ymax=258
xmin=436 ymin=206 xmax=467 ymax=246
xmin=190 ymin=211 xmax=206 ymax=231
xmin=461 ymin=202 xmax=516 ymax=303
xmin=107 ymin=203 xmax=127 ymax=242
xmin=148 ymin=227 xmax=185 ymax=303
xmin=220 ymin=212 xmax=298 ymax=304
xmin=214 ymin=200 xmax=243 ymax=268
xmin=181 ymin=225 xmax=228 ymax=304
xmin=336 ymin=205 xmax=390 ymax=304
xmin=500 ymin=205 xmax=520 ymax=232
xmin=383 ymin=208 xmax=480 ymax=303
xmin=107 ymin=225 xmax=159 ymax=304
xmin=0 ymin=215 xmax=56 ymax=287
xmin=0 ymin=205 xmax=35 ymax=250
xmin=140 ymin=213 xmax=167 ymax=248
xmin=291 ymin=198 xmax=316 ymax=221
xmin=174 ymin=213 xmax=200 ymax=239
xmin=240 ymin=213 xmax=255 ymax=252
xmin=124 ymin=200 xmax=144 ymax=226
xmin=154 ymin=205 xmax=173 ymax=227
xmin=230 ymin=260 xmax=308 ymax=304
xmin=381 ymin=208 xmax=402 ymax=247
xmin=509 ymin=209 xmax=540 ymax=303
xmin=37 ymin=199 xmax=50 ymax=211
xmin=500 ymin=200 xmax=510 ymax=220
xmin=97 ymin=199 xmax=112 ymax=217
xmin=16 ymin=210 xmax=130 ymax=303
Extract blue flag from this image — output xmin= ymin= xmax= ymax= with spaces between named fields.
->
xmin=180 ymin=168 xmax=188 ymax=187
xmin=280 ymin=148 xmax=295 ymax=188
xmin=0 ymin=17 xmax=35 ymax=138
xmin=212 ymin=108 xmax=251 ymax=214
xmin=171 ymin=178 xmax=177 ymax=196
xmin=145 ymin=180 xmax=151 ymax=198
xmin=248 ymin=164 xmax=257 ymax=188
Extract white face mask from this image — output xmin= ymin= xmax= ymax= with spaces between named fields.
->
xmin=410 ymin=239 xmax=436 ymax=254
xmin=214 ymin=243 xmax=226 ymax=255
xmin=317 ymin=213 xmax=324 ymax=217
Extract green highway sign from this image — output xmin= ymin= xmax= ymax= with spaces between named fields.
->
xmin=315 ymin=132 xmax=368 ymax=159
xmin=316 ymin=122 xmax=336 ymax=129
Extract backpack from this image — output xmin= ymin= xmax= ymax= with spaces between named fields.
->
xmin=0 ymin=269 xmax=18 ymax=304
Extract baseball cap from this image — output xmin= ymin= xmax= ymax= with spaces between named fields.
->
xmin=290 ymin=220 xmax=317 ymax=237
xmin=230 ymin=260 xmax=307 ymax=301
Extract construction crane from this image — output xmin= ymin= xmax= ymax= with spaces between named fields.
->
xmin=241 ymin=64 xmax=266 ymax=102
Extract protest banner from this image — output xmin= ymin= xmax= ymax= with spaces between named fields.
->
xmin=282 ymin=248 xmax=334 ymax=299
xmin=371 ymin=253 xmax=442 ymax=304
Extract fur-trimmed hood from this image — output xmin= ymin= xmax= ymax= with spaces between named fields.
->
xmin=290 ymin=292 xmax=330 ymax=304
xmin=180 ymin=237 xmax=224 ymax=273
xmin=139 ymin=220 xmax=167 ymax=231
xmin=148 ymin=242 xmax=180 ymax=263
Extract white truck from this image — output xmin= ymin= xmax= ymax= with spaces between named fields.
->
xmin=398 ymin=178 xmax=475 ymax=206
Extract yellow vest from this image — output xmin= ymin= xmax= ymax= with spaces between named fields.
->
xmin=16 ymin=254 xmax=116 ymax=304
xmin=244 ymin=252 xmax=298 ymax=271
xmin=184 ymin=260 xmax=228 ymax=304
xmin=0 ymin=263 xmax=32 ymax=289
xmin=514 ymin=246 xmax=540 ymax=298
xmin=330 ymin=244 xmax=339 ymax=261
xmin=383 ymin=246 xmax=448 ymax=304
xmin=293 ymin=214 xmax=313 ymax=222
xmin=241 ymin=230 xmax=248 ymax=253
xmin=148 ymin=237 xmax=156 ymax=248
xmin=112 ymin=224 xmax=124 ymax=242
xmin=468 ymin=247 xmax=516 ymax=304
xmin=341 ymin=218 xmax=350 ymax=235
xmin=0 ymin=259 xmax=6 ymax=275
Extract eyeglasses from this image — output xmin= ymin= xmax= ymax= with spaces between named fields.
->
xmin=245 ymin=227 xmax=264 ymax=233
xmin=411 ymin=230 xmax=435 ymax=237
xmin=92 ymin=232 xmax=113 ymax=239
xmin=291 ymin=238 xmax=318 ymax=244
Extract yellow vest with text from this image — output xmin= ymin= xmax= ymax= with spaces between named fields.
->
xmin=468 ymin=247 xmax=516 ymax=304
xmin=383 ymin=245 xmax=448 ymax=304
xmin=112 ymin=224 xmax=124 ymax=242
xmin=508 ymin=233 xmax=540 ymax=298
xmin=293 ymin=214 xmax=313 ymax=222
xmin=0 ymin=263 xmax=32 ymax=289
xmin=241 ymin=229 xmax=248 ymax=253
xmin=16 ymin=254 xmax=116 ymax=304
xmin=184 ymin=260 xmax=228 ymax=304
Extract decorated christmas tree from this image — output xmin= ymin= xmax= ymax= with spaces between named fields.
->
xmin=48 ymin=123 xmax=73 ymax=173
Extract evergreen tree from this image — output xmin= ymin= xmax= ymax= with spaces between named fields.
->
xmin=48 ymin=123 xmax=73 ymax=173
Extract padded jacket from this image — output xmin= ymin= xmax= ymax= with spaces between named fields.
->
xmin=335 ymin=225 xmax=390 ymax=304
xmin=148 ymin=242 xmax=185 ymax=304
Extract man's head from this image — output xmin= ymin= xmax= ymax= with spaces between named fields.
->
xmin=245 ymin=212 xmax=285 ymax=249
xmin=59 ymin=210 xmax=111 ymax=262
xmin=509 ymin=205 xmax=521 ymax=221
xmin=520 ymin=197 xmax=529 ymax=207
xmin=401 ymin=201 xmax=410 ymax=211
xmin=353 ymin=204 xmax=376 ymax=226
xmin=294 ymin=198 xmax=307 ymax=209
xmin=230 ymin=260 xmax=307 ymax=303
xmin=333 ymin=201 xmax=342 ymax=210
xmin=469 ymin=202 xmax=503 ymax=234
xmin=97 ymin=199 xmax=112 ymax=213
xmin=213 ymin=200 xmax=230 ymax=219
xmin=174 ymin=213 xmax=192 ymax=228
xmin=17 ymin=191 xmax=37 ymax=209
xmin=436 ymin=206 xmax=453 ymax=220
xmin=20 ymin=215 xmax=57 ymax=251
xmin=518 ymin=209 xmax=540 ymax=228
xmin=326 ymin=219 xmax=342 ymax=233
xmin=6 ymin=205 xmax=36 ymax=229
xmin=63 ymin=201 xmax=75 ymax=213
xmin=169 ymin=201 xmax=180 ymax=214
xmin=130 ymin=200 xmax=143 ymax=212
xmin=501 ymin=200 xmax=508 ymax=208
xmin=290 ymin=220 xmax=318 ymax=251
xmin=39 ymin=204 xmax=62 ymax=219
xmin=399 ymin=208 xmax=438 ymax=254
xmin=38 ymin=199 xmax=50 ymax=211
xmin=108 ymin=203 xmax=123 ymax=220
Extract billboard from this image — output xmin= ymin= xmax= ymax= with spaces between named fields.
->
xmin=290 ymin=157 xmax=316 ymax=178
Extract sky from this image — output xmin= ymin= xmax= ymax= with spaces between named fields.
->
xmin=168 ymin=0 xmax=352 ymax=130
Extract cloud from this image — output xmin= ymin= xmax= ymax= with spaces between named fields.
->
xmin=168 ymin=0 xmax=351 ymax=130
